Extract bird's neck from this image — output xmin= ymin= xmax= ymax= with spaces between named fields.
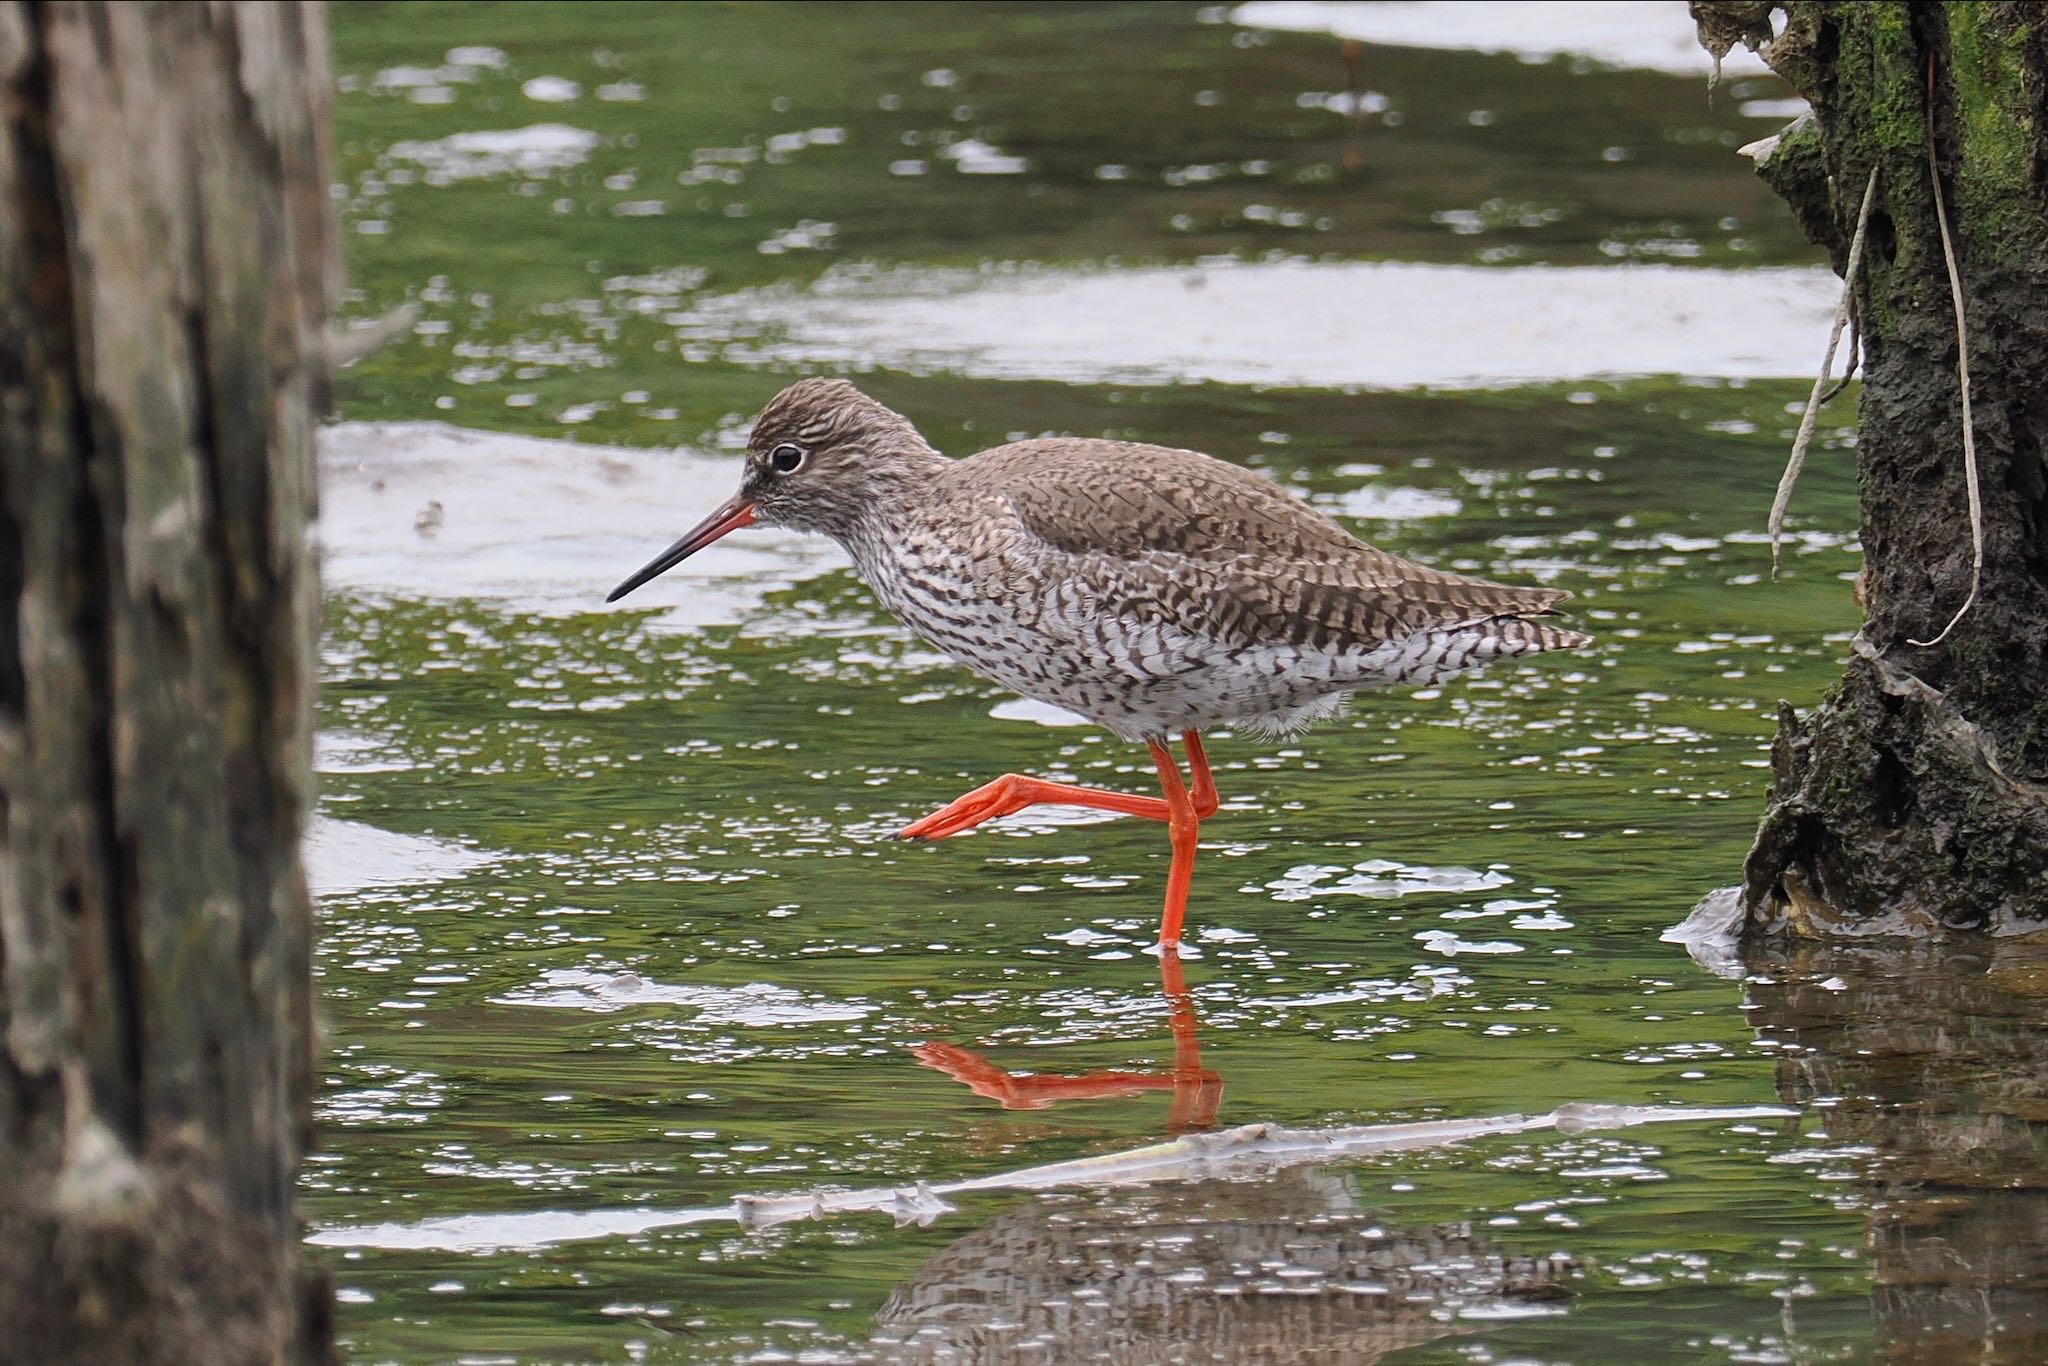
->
xmin=825 ymin=445 xmax=942 ymax=574
xmin=811 ymin=443 xmax=951 ymax=550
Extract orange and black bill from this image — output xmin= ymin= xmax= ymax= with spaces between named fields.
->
xmin=606 ymin=494 xmax=756 ymax=602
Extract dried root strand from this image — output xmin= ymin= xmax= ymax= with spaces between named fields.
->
xmin=1818 ymin=306 xmax=1860 ymax=406
xmin=1907 ymin=103 xmax=1985 ymax=649
xmin=1769 ymin=165 xmax=1880 ymax=577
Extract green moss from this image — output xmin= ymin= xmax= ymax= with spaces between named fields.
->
xmin=1820 ymin=2 xmax=1929 ymax=335
xmin=1853 ymin=2 xmax=1933 ymax=159
xmin=1946 ymin=3 xmax=2040 ymax=256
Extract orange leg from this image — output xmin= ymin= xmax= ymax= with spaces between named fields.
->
xmin=898 ymin=773 xmax=1174 ymax=840
xmin=897 ymin=730 xmax=1219 ymax=947
xmin=1151 ymin=741 xmax=1199 ymax=947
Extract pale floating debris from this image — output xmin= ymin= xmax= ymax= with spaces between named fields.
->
xmin=1231 ymin=0 xmax=1774 ymax=78
xmin=522 ymin=75 xmax=582 ymax=103
xmin=497 ymin=967 xmax=874 ymax=1026
xmin=304 ymin=815 xmax=494 ymax=899
xmin=989 ymin=697 xmax=1091 ymax=728
xmin=445 ymin=45 xmax=508 ymax=69
xmin=1662 ymin=885 xmax=1745 ymax=979
xmin=1415 ymin=929 xmax=1525 ymax=956
xmin=758 ymin=220 xmax=838 ymax=255
xmin=596 ymin=81 xmax=646 ymax=102
xmin=1324 ymin=485 xmax=1463 ymax=520
xmin=1045 ymin=926 xmax=1125 ymax=947
xmin=371 ymin=65 xmax=451 ymax=91
xmin=309 ymin=1101 xmax=1796 ymax=1251
xmin=940 ymin=138 xmax=1029 ymax=175
xmin=386 ymin=123 xmax=600 ymax=182
xmin=1268 ymin=859 xmax=1512 ymax=902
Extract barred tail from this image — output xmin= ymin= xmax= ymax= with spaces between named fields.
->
xmin=1374 ymin=614 xmax=1592 ymax=687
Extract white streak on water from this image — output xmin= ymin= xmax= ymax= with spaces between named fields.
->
xmin=307 ymin=1102 xmax=1797 ymax=1252
xmin=1232 ymin=1 xmax=1776 ymax=78
xmin=680 ymin=261 xmax=1840 ymax=391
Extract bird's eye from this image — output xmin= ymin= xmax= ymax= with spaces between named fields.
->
xmin=769 ymin=443 xmax=806 ymax=475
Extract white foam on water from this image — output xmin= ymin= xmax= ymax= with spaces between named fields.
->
xmin=385 ymin=123 xmax=599 ymax=181
xmin=1267 ymin=859 xmax=1514 ymax=902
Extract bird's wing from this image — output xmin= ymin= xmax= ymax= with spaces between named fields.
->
xmin=981 ymin=440 xmax=1569 ymax=652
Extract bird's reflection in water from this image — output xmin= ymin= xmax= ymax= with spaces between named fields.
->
xmin=882 ymin=949 xmax=1575 ymax=1362
xmin=865 ymin=1167 xmax=1573 ymax=1363
xmin=912 ymin=948 xmax=1222 ymax=1132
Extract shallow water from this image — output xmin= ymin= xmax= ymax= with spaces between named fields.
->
xmin=310 ymin=4 xmax=2048 ymax=1362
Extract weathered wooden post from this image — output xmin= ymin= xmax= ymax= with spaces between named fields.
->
xmin=1694 ymin=1 xmax=2048 ymax=930
xmin=0 ymin=3 xmax=335 ymax=1361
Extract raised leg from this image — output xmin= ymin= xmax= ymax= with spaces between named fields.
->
xmin=898 ymin=772 xmax=1172 ymax=841
xmin=898 ymin=730 xmax=1219 ymax=946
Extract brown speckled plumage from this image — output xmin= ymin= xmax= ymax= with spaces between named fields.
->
xmin=735 ymin=378 xmax=1590 ymax=742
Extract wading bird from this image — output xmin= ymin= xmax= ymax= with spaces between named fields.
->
xmin=609 ymin=379 xmax=1588 ymax=946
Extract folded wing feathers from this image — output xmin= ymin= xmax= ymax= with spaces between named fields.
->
xmin=991 ymin=441 xmax=1576 ymax=655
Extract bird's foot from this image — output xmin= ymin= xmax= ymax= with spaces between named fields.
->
xmin=898 ymin=775 xmax=1035 ymax=840
xmin=897 ymin=773 xmax=1172 ymax=840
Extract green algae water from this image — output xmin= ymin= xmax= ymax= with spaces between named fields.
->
xmin=309 ymin=4 xmax=2047 ymax=1362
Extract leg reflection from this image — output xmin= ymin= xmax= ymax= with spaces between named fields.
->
xmin=912 ymin=948 xmax=1223 ymax=1133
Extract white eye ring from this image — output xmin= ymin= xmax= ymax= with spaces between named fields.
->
xmin=769 ymin=443 xmax=806 ymax=474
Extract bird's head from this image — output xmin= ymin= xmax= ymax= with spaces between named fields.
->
xmin=607 ymin=378 xmax=938 ymax=603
